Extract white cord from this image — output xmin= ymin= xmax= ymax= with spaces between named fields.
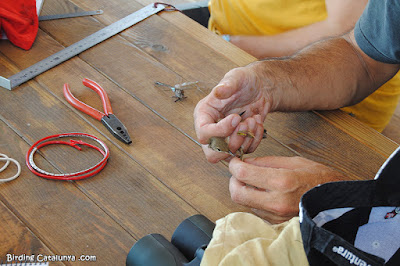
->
xmin=0 ymin=153 xmax=21 ymax=183
xmin=0 ymin=153 xmax=10 ymax=172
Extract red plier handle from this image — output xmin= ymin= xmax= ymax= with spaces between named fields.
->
xmin=63 ymin=78 xmax=113 ymax=121
xmin=63 ymin=79 xmax=132 ymax=144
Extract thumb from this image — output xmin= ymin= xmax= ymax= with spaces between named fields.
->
xmin=212 ymin=69 xmax=244 ymax=99
xmin=212 ymin=83 xmax=235 ymax=99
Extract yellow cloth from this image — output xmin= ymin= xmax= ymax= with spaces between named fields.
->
xmin=201 ymin=212 xmax=309 ymax=266
xmin=208 ymin=0 xmax=400 ymax=132
xmin=341 ymin=75 xmax=400 ymax=131
xmin=208 ymin=0 xmax=327 ymax=36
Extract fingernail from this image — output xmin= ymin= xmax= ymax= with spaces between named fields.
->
xmin=214 ymin=83 xmax=224 ymax=93
xmin=238 ymin=124 xmax=247 ymax=132
xmin=232 ymin=116 xmax=241 ymax=127
xmin=214 ymin=83 xmax=229 ymax=99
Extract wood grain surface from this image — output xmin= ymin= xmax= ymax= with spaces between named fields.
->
xmin=0 ymin=0 xmax=397 ymax=264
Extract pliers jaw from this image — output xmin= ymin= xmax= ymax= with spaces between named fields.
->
xmin=64 ymin=79 xmax=132 ymax=145
xmin=101 ymin=114 xmax=132 ymax=144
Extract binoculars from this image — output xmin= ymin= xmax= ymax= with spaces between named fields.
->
xmin=126 ymin=215 xmax=215 ymax=266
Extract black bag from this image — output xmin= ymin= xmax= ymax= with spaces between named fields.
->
xmin=300 ymin=147 xmax=400 ymax=265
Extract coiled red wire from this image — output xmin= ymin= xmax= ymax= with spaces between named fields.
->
xmin=26 ymin=133 xmax=109 ymax=180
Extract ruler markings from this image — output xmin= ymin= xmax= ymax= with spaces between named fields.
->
xmin=1 ymin=3 xmax=165 ymax=90
xmin=38 ymin=10 xmax=104 ymax=21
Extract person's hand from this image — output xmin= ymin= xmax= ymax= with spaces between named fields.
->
xmin=194 ymin=66 xmax=271 ymax=163
xmin=228 ymin=156 xmax=345 ymax=224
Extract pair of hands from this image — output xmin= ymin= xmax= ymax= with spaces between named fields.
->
xmin=194 ymin=66 xmax=344 ymax=224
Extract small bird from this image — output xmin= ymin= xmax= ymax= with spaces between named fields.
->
xmin=208 ymin=136 xmax=235 ymax=156
xmin=207 ymin=111 xmax=266 ymax=160
xmin=208 ymin=135 xmax=246 ymax=160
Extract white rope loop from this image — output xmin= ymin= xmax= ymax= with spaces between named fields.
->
xmin=0 ymin=153 xmax=21 ymax=183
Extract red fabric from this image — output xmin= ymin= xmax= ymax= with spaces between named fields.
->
xmin=0 ymin=0 xmax=38 ymax=50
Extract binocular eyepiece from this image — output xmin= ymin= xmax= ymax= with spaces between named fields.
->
xmin=126 ymin=214 xmax=215 ymax=266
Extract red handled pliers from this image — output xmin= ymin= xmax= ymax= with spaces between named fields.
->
xmin=63 ymin=78 xmax=132 ymax=144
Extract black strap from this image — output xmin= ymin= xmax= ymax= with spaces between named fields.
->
xmin=302 ymin=213 xmax=385 ymax=265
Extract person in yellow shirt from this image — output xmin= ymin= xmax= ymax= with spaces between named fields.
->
xmin=208 ymin=0 xmax=400 ymax=132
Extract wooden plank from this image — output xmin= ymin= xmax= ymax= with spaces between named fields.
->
xmin=0 ymin=201 xmax=62 ymax=265
xmin=1 ymin=0 xmax=390 ymax=242
xmin=0 ymin=0 xmax=306 ymax=221
xmin=0 ymin=2 xmax=395 ymax=263
xmin=36 ymin=0 xmax=303 ymax=162
xmin=1 ymin=0 xmax=393 ymax=263
xmin=265 ymin=112 xmax=387 ymax=180
xmin=69 ymin=0 xmax=255 ymax=68
xmin=70 ymin=0 xmax=246 ymax=85
xmin=0 ymin=26 xmax=249 ymax=225
xmin=0 ymin=50 xmax=206 ymax=224
xmin=0 ymin=53 xmax=202 ymax=262
xmin=49 ymin=0 xmax=390 ymax=178
xmin=14 ymin=0 xmax=383 ymax=184
xmin=317 ymin=110 xmax=398 ymax=157
xmin=153 ymin=5 xmax=399 ymax=158
xmin=0 ymin=116 xmax=133 ymax=265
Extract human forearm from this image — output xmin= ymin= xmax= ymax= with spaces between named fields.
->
xmin=230 ymin=20 xmax=335 ymax=59
xmin=229 ymin=0 xmax=368 ymax=59
xmin=251 ymin=35 xmax=379 ymax=112
xmin=193 ymin=31 xmax=398 ymax=162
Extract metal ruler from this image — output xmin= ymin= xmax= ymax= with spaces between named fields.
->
xmin=39 ymin=10 xmax=103 ymax=21
xmin=0 ymin=3 xmax=166 ymax=90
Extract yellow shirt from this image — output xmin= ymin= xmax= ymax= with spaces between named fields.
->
xmin=209 ymin=0 xmax=400 ymax=132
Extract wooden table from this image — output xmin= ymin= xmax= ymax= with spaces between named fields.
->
xmin=0 ymin=0 xmax=398 ymax=265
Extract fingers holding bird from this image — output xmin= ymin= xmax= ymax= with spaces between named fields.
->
xmin=229 ymin=114 xmax=265 ymax=155
xmin=205 ymin=115 xmax=266 ymax=163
